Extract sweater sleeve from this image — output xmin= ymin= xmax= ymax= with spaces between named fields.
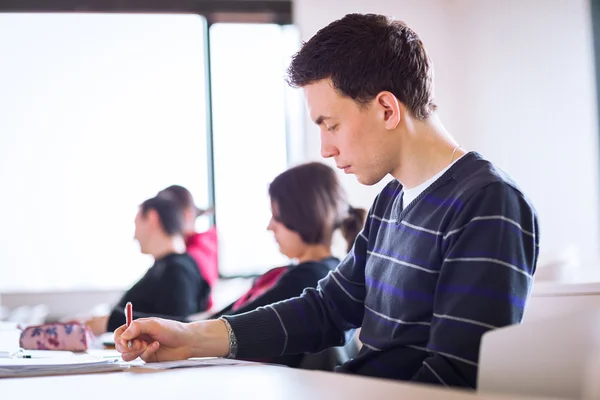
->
xmin=410 ymin=182 xmax=539 ymax=388
xmin=224 ymin=209 xmax=372 ymax=358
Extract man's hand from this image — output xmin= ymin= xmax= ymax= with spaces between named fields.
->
xmin=114 ymin=318 xmax=230 ymax=362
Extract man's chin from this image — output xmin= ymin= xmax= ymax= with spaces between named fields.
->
xmin=355 ymin=173 xmax=383 ymax=186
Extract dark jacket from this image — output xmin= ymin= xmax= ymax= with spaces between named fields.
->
xmin=107 ymin=252 xmax=210 ymax=332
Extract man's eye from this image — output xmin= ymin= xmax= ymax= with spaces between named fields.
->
xmin=327 ymin=124 xmax=338 ymax=132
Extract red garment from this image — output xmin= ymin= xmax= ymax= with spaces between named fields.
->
xmin=185 ymin=227 xmax=219 ymax=309
xmin=231 ymin=266 xmax=288 ymax=311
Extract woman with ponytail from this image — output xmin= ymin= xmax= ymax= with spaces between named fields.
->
xmin=209 ymin=162 xmax=365 ymax=367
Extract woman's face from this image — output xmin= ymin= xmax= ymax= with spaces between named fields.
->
xmin=267 ymin=201 xmax=307 ymax=260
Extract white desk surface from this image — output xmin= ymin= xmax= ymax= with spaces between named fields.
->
xmin=0 ymin=361 xmax=561 ymax=400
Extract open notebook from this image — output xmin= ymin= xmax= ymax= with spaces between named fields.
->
xmin=0 ymin=354 xmax=127 ymax=378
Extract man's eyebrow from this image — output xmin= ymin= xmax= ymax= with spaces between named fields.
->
xmin=314 ymin=115 xmax=331 ymax=125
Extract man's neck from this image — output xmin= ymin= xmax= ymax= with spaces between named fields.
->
xmin=391 ymin=114 xmax=467 ymax=189
xmin=149 ymin=235 xmax=187 ymax=260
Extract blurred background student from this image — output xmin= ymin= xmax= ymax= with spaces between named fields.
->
xmin=209 ymin=162 xmax=366 ymax=368
xmin=85 ymin=194 xmax=211 ymax=335
xmin=157 ymin=185 xmax=219 ymax=309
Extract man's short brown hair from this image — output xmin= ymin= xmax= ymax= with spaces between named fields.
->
xmin=287 ymin=13 xmax=437 ymax=119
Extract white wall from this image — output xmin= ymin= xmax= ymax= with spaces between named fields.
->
xmin=293 ymin=0 xmax=600 ymax=269
xmin=453 ymin=0 xmax=600 ymax=270
xmin=293 ymin=0 xmax=464 ymax=212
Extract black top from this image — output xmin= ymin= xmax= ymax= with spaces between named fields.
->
xmin=107 ymin=253 xmax=210 ymax=332
xmin=212 ymin=256 xmax=339 ymax=368
xmin=211 ymin=256 xmax=339 ymax=319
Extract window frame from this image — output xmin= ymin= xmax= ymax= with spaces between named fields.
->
xmin=0 ymin=0 xmax=292 ymax=24
xmin=0 ymin=0 xmax=294 ymax=278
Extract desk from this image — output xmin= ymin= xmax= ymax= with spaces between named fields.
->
xmin=526 ymin=281 xmax=600 ymax=323
xmin=1 ymin=362 xmax=560 ymax=400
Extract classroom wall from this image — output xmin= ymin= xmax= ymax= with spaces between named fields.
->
xmin=293 ymin=0 xmax=600 ymax=269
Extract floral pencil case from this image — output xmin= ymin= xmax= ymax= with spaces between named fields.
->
xmin=19 ymin=322 xmax=92 ymax=351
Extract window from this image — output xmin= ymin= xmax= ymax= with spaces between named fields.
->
xmin=210 ymin=23 xmax=300 ymax=276
xmin=0 ymin=11 xmax=300 ymax=290
xmin=0 ymin=14 xmax=211 ymax=291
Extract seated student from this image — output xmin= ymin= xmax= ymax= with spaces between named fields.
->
xmin=157 ymin=185 xmax=218 ymax=310
xmin=115 ymin=14 xmax=539 ymax=389
xmin=85 ymin=195 xmax=211 ymax=336
xmin=208 ymin=162 xmax=366 ymax=367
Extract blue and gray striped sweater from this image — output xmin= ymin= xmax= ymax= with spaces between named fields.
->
xmin=226 ymin=152 xmax=539 ymax=388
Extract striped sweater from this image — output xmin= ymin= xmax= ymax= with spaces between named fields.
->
xmin=225 ymin=152 xmax=540 ymax=388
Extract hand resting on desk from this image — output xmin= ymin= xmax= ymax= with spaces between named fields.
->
xmin=85 ymin=315 xmax=109 ymax=337
xmin=114 ymin=317 xmax=229 ymax=362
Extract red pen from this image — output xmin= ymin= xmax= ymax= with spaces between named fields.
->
xmin=125 ymin=302 xmax=133 ymax=348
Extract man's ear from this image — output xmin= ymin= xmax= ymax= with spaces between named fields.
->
xmin=376 ymin=91 xmax=401 ymax=130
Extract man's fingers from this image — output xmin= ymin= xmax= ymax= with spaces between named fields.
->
xmin=120 ymin=342 xmax=148 ymax=362
xmin=113 ymin=325 xmax=125 ymax=340
xmin=116 ymin=337 xmax=145 ymax=354
xmin=113 ymin=325 xmax=127 ymax=349
xmin=114 ymin=319 xmax=161 ymax=360
xmin=121 ymin=320 xmax=143 ymax=341
xmin=120 ymin=351 xmax=142 ymax=362
xmin=139 ymin=341 xmax=160 ymax=362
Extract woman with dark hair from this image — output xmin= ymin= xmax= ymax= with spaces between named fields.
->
xmin=209 ymin=162 xmax=366 ymax=367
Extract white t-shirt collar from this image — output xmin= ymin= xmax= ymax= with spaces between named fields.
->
xmin=401 ymin=154 xmax=465 ymax=210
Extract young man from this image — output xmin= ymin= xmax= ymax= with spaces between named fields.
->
xmin=114 ymin=14 xmax=539 ymax=389
xmin=85 ymin=195 xmax=211 ymax=335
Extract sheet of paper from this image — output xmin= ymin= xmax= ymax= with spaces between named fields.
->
xmin=0 ymin=355 xmax=100 ymax=366
xmin=1 ymin=349 xmax=77 ymax=360
xmin=0 ymin=350 xmax=19 ymax=358
xmin=86 ymin=349 xmax=122 ymax=359
xmin=131 ymin=357 xmax=254 ymax=370
xmin=22 ymin=350 xmax=77 ymax=358
xmin=0 ymin=354 xmax=128 ymax=378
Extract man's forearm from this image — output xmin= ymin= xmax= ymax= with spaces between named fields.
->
xmin=225 ymin=286 xmax=356 ymax=359
xmin=187 ymin=319 xmax=230 ymax=358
